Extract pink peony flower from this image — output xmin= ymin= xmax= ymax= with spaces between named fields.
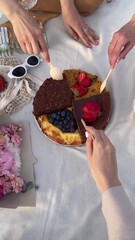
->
xmin=0 ymin=135 xmax=6 ymax=150
xmin=11 ymin=177 xmax=24 ymax=193
xmin=11 ymin=133 xmax=21 ymax=146
xmin=0 ymin=186 xmax=3 ymax=198
xmin=0 ymin=126 xmax=8 ymax=135
xmin=0 ymin=150 xmax=14 ymax=176
xmin=3 ymin=181 xmax=12 ymax=194
xmin=7 ymin=124 xmax=18 ymax=132
xmin=0 ymin=123 xmax=31 ymax=199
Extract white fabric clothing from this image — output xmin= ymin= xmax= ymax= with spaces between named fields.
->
xmin=102 ymin=186 xmax=135 ymax=240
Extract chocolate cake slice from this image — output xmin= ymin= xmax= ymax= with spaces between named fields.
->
xmin=72 ymin=92 xmax=111 ymax=143
xmin=33 ymin=77 xmax=73 ymax=117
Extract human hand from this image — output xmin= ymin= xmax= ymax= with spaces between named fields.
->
xmin=9 ymin=8 xmax=50 ymax=62
xmin=108 ymin=14 xmax=135 ymax=69
xmin=86 ymin=127 xmax=121 ymax=192
xmin=60 ymin=0 xmax=99 ymax=48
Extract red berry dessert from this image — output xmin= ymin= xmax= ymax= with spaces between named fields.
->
xmin=77 ymin=72 xmax=92 ymax=87
xmin=72 ymin=92 xmax=111 ymax=143
xmin=71 ymin=83 xmax=88 ymax=97
xmin=0 ymin=75 xmax=6 ymax=93
xmin=82 ymin=101 xmax=102 ymax=122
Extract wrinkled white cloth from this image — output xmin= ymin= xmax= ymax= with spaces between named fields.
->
xmin=0 ymin=0 xmax=135 ymax=240
xmin=102 ymin=186 xmax=135 ymax=240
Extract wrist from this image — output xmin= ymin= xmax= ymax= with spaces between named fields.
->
xmin=0 ymin=0 xmax=20 ymax=20
xmin=100 ymin=178 xmax=121 ymax=193
xmin=8 ymin=8 xmax=26 ymax=24
xmin=3 ymin=0 xmax=24 ymax=21
xmin=60 ymin=0 xmax=74 ymax=8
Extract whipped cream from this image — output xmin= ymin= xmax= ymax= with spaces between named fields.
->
xmin=48 ymin=62 xmax=63 ymax=80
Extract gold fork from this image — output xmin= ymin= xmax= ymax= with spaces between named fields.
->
xmin=100 ymin=68 xmax=113 ymax=93
xmin=81 ymin=119 xmax=95 ymax=140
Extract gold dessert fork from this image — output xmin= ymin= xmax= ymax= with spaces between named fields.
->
xmin=81 ymin=119 xmax=95 ymax=140
xmin=100 ymin=68 xmax=113 ymax=93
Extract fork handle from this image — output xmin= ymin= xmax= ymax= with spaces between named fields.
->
xmin=105 ymin=68 xmax=113 ymax=82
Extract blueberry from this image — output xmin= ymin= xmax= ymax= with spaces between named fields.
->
xmin=70 ymin=127 xmax=76 ymax=133
xmin=70 ymin=120 xmax=77 ymax=127
xmin=51 ymin=113 xmax=57 ymax=119
xmin=56 ymin=115 xmax=61 ymax=120
xmin=49 ymin=116 xmax=55 ymax=124
xmin=70 ymin=120 xmax=73 ymax=126
xmin=61 ymin=111 xmax=66 ymax=117
xmin=54 ymin=120 xmax=59 ymax=125
xmin=66 ymin=116 xmax=71 ymax=121
xmin=66 ymin=109 xmax=72 ymax=116
xmin=62 ymin=127 xmax=67 ymax=132
xmin=66 ymin=124 xmax=70 ymax=129
xmin=57 ymin=111 xmax=61 ymax=115
xmin=63 ymin=119 xmax=68 ymax=125
xmin=50 ymin=109 xmax=77 ymax=133
xmin=58 ymin=125 xmax=63 ymax=130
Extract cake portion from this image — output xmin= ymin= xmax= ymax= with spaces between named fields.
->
xmin=63 ymin=69 xmax=102 ymax=100
xmin=33 ymin=77 xmax=73 ymax=117
xmin=33 ymin=69 xmax=111 ymax=146
xmin=72 ymin=92 xmax=111 ymax=143
xmin=38 ymin=114 xmax=82 ymax=145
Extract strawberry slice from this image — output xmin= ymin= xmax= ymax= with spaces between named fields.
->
xmin=71 ymin=83 xmax=88 ymax=97
xmin=77 ymin=72 xmax=86 ymax=84
xmin=82 ymin=101 xmax=102 ymax=122
xmin=85 ymin=101 xmax=101 ymax=112
xmin=0 ymin=75 xmax=6 ymax=93
xmin=80 ymin=77 xmax=93 ymax=87
xmin=77 ymin=72 xmax=92 ymax=87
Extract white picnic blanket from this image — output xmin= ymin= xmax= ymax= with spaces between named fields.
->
xmin=0 ymin=0 xmax=135 ymax=239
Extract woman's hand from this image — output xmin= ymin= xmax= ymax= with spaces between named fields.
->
xmin=86 ymin=127 xmax=121 ymax=192
xmin=60 ymin=0 xmax=99 ymax=48
xmin=9 ymin=8 xmax=50 ymax=62
xmin=108 ymin=14 xmax=135 ymax=69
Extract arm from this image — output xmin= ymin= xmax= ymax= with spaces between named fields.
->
xmin=60 ymin=0 xmax=99 ymax=48
xmin=0 ymin=0 xmax=49 ymax=62
xmin=102 ymin=186 xmax=135 ymax=240
xmin=85 ymin=126 xmax=135 ymax=240
xmin=108 ymin=14 xmax=135 ymax=69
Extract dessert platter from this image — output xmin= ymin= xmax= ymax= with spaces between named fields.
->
xmin=33 ymin=69 xmax=111 ymax=146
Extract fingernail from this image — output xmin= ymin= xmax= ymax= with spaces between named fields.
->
xmin=73 ymin=36 xmax=78 ymax=40
xmin=87 ymin=45 xmax=92 ymax=49
xmin=85 ymin=131 xmax=89 ymax=138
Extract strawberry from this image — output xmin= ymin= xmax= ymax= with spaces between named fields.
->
xmin=81 ymin=77 xmax=93 ymax=87
xmin=77 ymin=72 xmax=86 ymax=84
xmin=82 ymin=101 xmax=102 ymax=122
xmin=0 ymin=75 xmax=6 ymax=93
xmin=77 ymin=72 xmax=92 ymax=87
xmin=71 ymin=83 xmax=88 ymax=97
